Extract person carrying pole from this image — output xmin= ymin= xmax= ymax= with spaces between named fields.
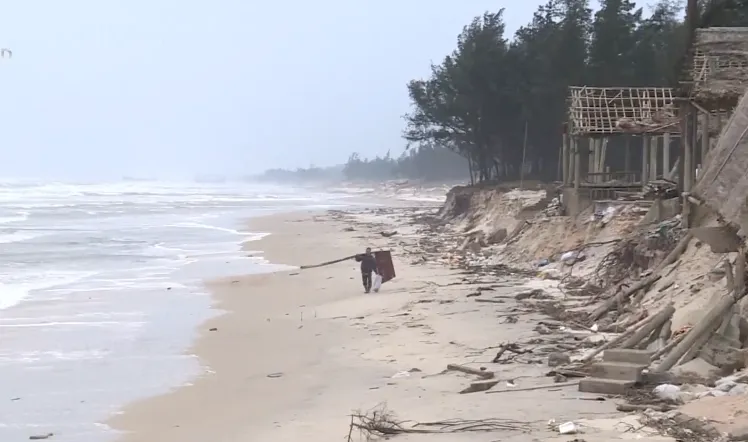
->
xmin=355 ymin=247 xmax=378 ymax=293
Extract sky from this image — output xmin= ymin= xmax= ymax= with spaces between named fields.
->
xmin=0 ymin=1 xmax=549 ymax=180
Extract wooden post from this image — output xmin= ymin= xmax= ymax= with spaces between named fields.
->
xmin=663 ymin=132 xmax=671 ymax=178
xmin=650 ymin=135 xmax=658 ymax=181
xmin=642 ymin=135 xmax=650 ymax=189
xmin=589 ymin=138 xmax=596 ymax=183
xmin=690 ymin=108 xmax=698 ymax=184
xmin=682 ymin=106 xmax=693 ymax=228
xmin=562 ymin=133 xmax=569 ymax=186
xmin=701 ymin=112 xmax=710 ymax=168
xmin=599 ymin=138 xmax=607 ymax=181
xmin=574 ymin=137 xmax=581 ymax=191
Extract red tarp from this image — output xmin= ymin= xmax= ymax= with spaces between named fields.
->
xmin=374 ymin=250 xmax=396 ymax=283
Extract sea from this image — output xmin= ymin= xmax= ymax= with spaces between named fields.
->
xmin=0 ymin=180 xmax=355 ymax=441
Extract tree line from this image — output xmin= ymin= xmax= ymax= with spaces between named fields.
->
xmin=255 ymin=145 xmax=469 ymax=183
xmin=403 ymin=0 xmax=748 ymax=184
xmin=258 ymin=0 xmax=748 ymax=185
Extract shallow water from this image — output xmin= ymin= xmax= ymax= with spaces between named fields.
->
xmin=0 ymin=180 xmax=350 ymax=441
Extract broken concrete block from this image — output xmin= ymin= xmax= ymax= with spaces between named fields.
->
xmin=603 ymin=348 xmax=654 ymax=365
xmin=578 ymin=377 xmax=634 ymax=395
xmin=590 ymin=361 xmax=647 ymax=382
xmin=671 ymin=358 xmax=720 ymax=379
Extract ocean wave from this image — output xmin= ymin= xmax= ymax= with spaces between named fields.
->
xmin=0 ymin=271 xmax=97 ymax=310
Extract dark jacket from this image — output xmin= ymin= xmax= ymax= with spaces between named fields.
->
xmin=355 ymin=253 xmax=377 ymax=273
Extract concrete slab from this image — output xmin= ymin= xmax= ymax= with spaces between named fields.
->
xmin=590 ymin=361 xmax=647 ymax=381
xmin=579 ymin=377 xmax=635 ymax=395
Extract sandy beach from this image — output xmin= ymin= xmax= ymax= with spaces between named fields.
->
xmin=109 ymin=201 xmax=647 ymax=442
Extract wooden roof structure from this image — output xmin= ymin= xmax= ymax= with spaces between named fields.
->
xmin=683 ymin=27 xmax=748 ymax=110
xmin=568 ymin=86 xmax=681 ymax=136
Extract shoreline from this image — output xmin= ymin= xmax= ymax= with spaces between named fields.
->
xmin=110 ymin=202 xmax=633 ymax=442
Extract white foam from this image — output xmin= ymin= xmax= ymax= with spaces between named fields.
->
xmin=0 ymin=231 xmax=46 ymax=244
xmin=0 ymin=271 xmax=97 ymax=310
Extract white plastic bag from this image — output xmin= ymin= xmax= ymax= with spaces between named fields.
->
xmin=372 ymin=274 xmax=382 ymax=292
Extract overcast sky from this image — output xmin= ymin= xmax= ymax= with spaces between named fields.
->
xmin=0 ymin=1 xmax=548 ymax=180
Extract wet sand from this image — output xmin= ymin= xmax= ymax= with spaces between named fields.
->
xmin=111 ymin=207 xmax=628 ymax=442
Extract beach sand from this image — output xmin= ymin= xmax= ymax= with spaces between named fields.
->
xmin=111 ymin=206 xmax=634 ymax=442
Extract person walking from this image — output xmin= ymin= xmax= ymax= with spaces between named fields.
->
xmin=355 ymin=247 xmax=378 ymax=293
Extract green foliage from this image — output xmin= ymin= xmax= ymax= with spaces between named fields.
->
xmin=403 ymin=0 xmax=690 ymax=183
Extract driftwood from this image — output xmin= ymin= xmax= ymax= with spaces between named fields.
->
xmin=582 ymin=314 xmax=656 ymax=363
xmin=653 ymin=290 xmax=748 ymax=373
xmin=300 ymin=255 xmax=356 ymax=269
xmin=589 ymin=234 xmax=693 ymax=322
xmin=590 ymin=276 xmax=661 ymax=321
xmin=678 ymin=319 xmax=722 ymax=366
xmin=650 ymin=331 xmax=688 ymax=362
xmin=619 ymin=304 xmax=675 ymax=349
xmin=485 ymin=381 xmax=579 ymax=394
xmin=617 ymin=403 xmax=673 ymax=412
xmin=446 ymin=364 xmax=494 ymax=379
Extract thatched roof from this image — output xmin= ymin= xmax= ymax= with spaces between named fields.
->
xmin=692 ymin=88 xmax=748 ymax=234
xmin=686 ymin=27 xmax=748 ymax=108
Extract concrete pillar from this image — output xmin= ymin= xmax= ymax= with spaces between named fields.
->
xmin=599 ymin=138 xmax=607 ymax=181
xmin=702 ymin=112 xmax=710 ymax=167
xmin=650 ymin=136 xmax=658 ymax=181
xmin=624 ymin=136 xmax=631 ymax=176
xmin=589 ymin=138 xmax=596 ymax=183
xmin=642 ymin=135 xmax=650 ymax=189
xmin=663 ymin=133 xmax=671 ymax=179
xmin=574 ymin=137 xmax=581 ymax=191
xmin=562 ymin=134 xmax=569 ymax=186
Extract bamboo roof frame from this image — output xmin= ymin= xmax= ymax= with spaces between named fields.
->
xmin=568 ymin=86 xmax=681 ymax=136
